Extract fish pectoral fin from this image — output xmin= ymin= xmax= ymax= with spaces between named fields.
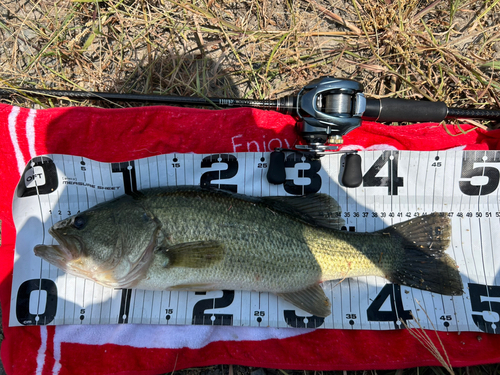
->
xmin=161 ymin=240 xmax=224 ymax=268
xmin=277 ymin=284 xmax=332 ymax=318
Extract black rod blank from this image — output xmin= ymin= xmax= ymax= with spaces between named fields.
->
xmin=446 ymin=107 xmax=500 ymax=120
xmin=0 ymin=88 xmax=278 ymax=108
xmin=1 ymin=87 xmax=499 ymax=122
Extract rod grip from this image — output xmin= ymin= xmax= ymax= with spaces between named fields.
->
xmin=364 ymin=99 xmax=448 ymax=122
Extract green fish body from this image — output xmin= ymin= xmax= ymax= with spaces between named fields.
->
xmin=34 ymin=186 xmax=463 ymax=317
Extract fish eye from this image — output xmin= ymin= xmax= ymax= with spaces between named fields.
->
xmin=73 ymin=216 xmax=86 ymax=230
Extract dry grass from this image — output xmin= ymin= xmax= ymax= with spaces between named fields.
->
xmin=1 ymin=0 xmax=500 ymax=374
xmin=1 ymin=0 xmax=498 ymax=112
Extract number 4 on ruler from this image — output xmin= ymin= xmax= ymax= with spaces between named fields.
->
xmin=363 ymin=151 xmax=404 ymax=195
xmin=367 ymin=284 xmax=412 ymax=329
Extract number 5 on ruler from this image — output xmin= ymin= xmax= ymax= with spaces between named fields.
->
xmin=469 ymin=283 xmax=500 ymax=334
xmin=459 ymin=152 xmax=500 ymax=196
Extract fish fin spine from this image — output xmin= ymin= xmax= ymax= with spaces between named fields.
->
xmin=262 ymin=194 xmax=346 ymax=230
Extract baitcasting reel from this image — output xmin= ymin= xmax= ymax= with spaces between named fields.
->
xmin=293 ymin=77 xmax=366 ymax=151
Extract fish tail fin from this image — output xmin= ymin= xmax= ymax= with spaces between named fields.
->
xmin=381 ymin=213 xmax=463 ymax=296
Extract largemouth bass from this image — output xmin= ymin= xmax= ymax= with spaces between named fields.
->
xmin=34 ymin=186 xmax=463 ymax=317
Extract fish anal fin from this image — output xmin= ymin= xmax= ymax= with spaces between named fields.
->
xmin=278 ymin=284 xmax=332 ymax=317
xmin=162 ymin=240 xmax=224 ymax=268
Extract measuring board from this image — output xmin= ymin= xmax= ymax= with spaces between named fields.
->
xmin=9 ymin=150 xmax=500 ymax=333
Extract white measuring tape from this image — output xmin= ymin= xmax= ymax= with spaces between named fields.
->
xmin=10 ymin=150 xmax=500 ymax=333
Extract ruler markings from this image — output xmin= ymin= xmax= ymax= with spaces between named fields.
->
xmin=478 ymin=151 xmax=493 ymax=326
xmin=137 ymin=157 xmax=144 ymax=189
xmin=368 ymin=152 xmax=380 ymax=330
xmin=32 ymin=158 xmax=48 ymax=326
xmin=477 ymin=151 xmax=488 ymax=284
xmin=188 ymin=153 xmax=195 ymax=186
xmin=494 ymin=151 xmax=500 ymax=286
xmin=360 ymin=155 xmax=369 ymax=331
xmin=62 ymin=155 xmax=78 ymax=325
xmin=158 ymin=290 xmax=164 ymax=325
xmin=147 ymin=155 xmax=152 ymax=188
xmin=401 ymin=153 xmax=412 ymax=330
xmin=405 ymin=152 xmax=418 ymax=329
xmin=151 ymin=156 xmax=158 ymax=189
xmin=147 ymin=290 xmax=154 ymax=325
xmin=140 ymin=290 xmax=147 ymax=324
xmin=369 ymin=152 xmax=381 ymax=330
xmin=428 ymin=151 xmax=441 ymax=329
xmin=496 ymin=150 xmax=500 ymax=287
xmin=446 ymin=151 xmax=460 ymax=332
xmin=151 ymin=291 xmax=161 ymax=324
xmin=458 ymin=208 xmax=473 ymax=333
xmin=132 ymin=289 xmax=140 ymax=324
xmin=84 ymin=158 xmax=96 ymax=325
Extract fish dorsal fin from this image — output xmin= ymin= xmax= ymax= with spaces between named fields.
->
xmin=161 ymin=240 xmax=224 ymax=268
xmin=277 ymin=284 xmax=332 ymax=318
xmin=262 ymin=194 xmax=345 ymax=230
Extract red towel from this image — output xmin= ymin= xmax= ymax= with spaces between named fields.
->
xmin=1 ymin=103 xmax=500 ymax=375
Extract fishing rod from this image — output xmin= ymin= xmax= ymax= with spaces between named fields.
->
xmin=2 ymin=76 xmax=499 ymax=152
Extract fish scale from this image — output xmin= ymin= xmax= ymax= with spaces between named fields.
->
xmin=302 ymin=227 xmax=398 ymax=280
xmin=143 ymin=190 xmax=322 ymax=292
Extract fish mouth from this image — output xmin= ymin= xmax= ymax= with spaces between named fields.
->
xmin=34 ymin=227 xmax=84 ymax=270
xmin=34 ymin=244 xmax=72 ymax=271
